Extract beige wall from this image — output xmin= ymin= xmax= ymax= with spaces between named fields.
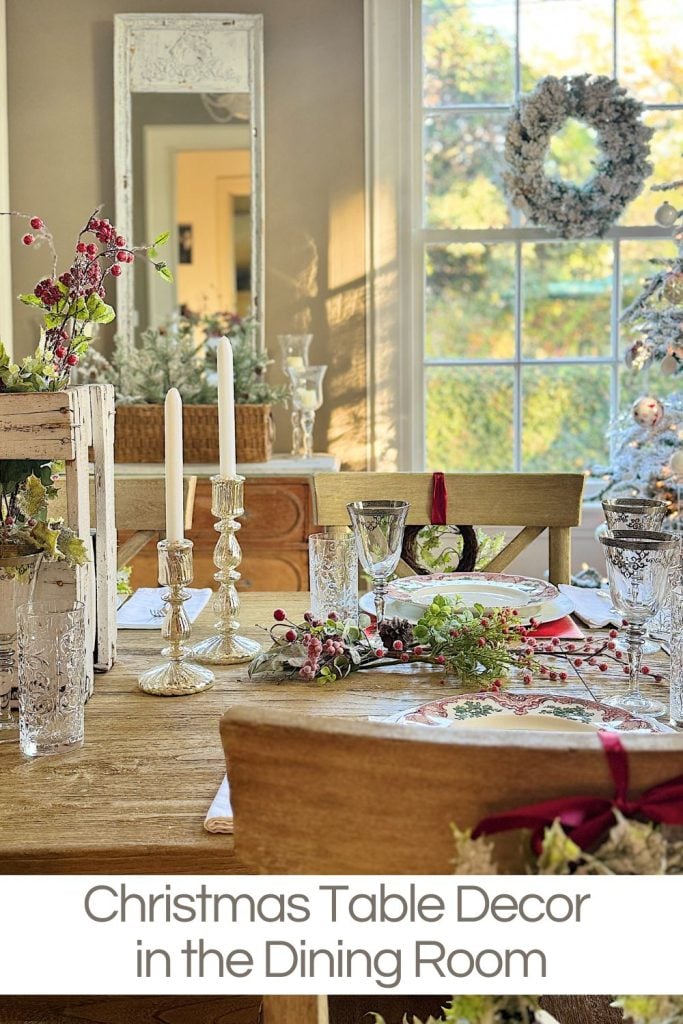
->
xmin=5 ymin=0 xmax=368 ymax=467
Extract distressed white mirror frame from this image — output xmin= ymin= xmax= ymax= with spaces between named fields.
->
xmin=0 ymin=0 xmax=12 ymax=355
xmin=114 ymin=12 xmax=264 ymax=350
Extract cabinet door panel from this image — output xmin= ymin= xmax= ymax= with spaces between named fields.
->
xmin=191 ymin=479 xmax=310 ymax=543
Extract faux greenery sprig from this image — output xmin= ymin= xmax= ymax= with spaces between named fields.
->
xmin=372 ymin=998 xmax=554 ymax=1024
xmin=376 ymin=996 xmax=683 ymax=1024
xmin=249 ymin=596 xmax=534 ymax=686
xmin=0 ymin=463 xmax=87 ymax=566
xmin=452 ymin=813 xmax=683 ymax=877
xmin=611 ymin=997 xmax=683 ymax=1024
xmin=413 ymin=594 xmax=534 ymax=683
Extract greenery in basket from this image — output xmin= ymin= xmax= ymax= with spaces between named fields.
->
xmin=87 ymin=323 xmax=217 ymax=406
xmin=0 ymin=207 xmax=169 ymax=562
xmin=198 ymin=309 xmax=287 ymax=406
xmin=78 ymin=311 xmax=287 ymax=408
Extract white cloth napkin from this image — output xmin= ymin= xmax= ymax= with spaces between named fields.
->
xmin=204 ymin=775 xmax=234 ymax=834
xmin=117 ymin=587 xmax=212 ymax=629
xmin=558 ymin=584 xmax=620 ymax=628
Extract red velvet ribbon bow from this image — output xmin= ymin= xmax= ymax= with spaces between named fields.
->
xmin=472 ymin=731 xmax=683 ymax=853
xmin=431 ymin=472 xmax=448 ymax=525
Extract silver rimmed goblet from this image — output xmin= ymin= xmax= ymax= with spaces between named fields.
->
xmin=599 ymin=529 xmax=676 ymax=719
xmin=601 ymin=497 xmax=669 ymax=653
xmin=601 ymin=496 xmax=668 ymax=532
xmin=347 ymin=500 xmax=409 ymax=624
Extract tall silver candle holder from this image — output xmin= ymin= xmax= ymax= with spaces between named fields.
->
xmin=138 ymin=539 xmax=215 ymax=696
xmin=191 ymin=475 xmax=262 ymax=665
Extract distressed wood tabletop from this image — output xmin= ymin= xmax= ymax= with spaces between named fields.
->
xmin=0 ymin=593 xmax=671 ymax=874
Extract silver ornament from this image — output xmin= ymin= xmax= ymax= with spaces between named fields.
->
xmin=661 ymin=353 xmax=679 ymax=376
xmin=670 ymin=449 xmax=683 ymax=478
xmin=655 ymin=201 xmax=679 ymax=227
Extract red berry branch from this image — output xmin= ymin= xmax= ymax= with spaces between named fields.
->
xmin=250 ymin=600 xmax=663 ymax=692
xmin=1 ymin=207 xmax=171 ymax=391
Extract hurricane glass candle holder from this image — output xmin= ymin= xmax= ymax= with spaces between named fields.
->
xmin=278 ymin=334 xmax=313 ymax=457
xmin=287 ymin=364 xmax=327 ymax=459
xmin=138 ymin=539 xmax=215 ymax=696
xmin=191 ymin=475 xmax=262 ymax=665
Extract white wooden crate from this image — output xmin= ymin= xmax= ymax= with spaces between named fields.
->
xmin=0 ymin=383 xmax=117 ymax=692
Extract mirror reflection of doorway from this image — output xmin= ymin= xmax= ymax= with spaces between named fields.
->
xmin=175 ymin=147 xmax=251 ymax=318
xmin=139 ymin=121 xmax=252 ymax=329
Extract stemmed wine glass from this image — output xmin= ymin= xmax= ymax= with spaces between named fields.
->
xmin=347 ymin=501 xmax=409 ymax=624
xmin=601 ymin=497 xmax=669 ymax=651
xmin=278 ymin=334 xmax=313 ymax=456
xmin=599 ymin=529 xmax=676 ymax=719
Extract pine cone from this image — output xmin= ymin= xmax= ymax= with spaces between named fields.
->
xmin=378 ymin=616 xmax=414 ymax=649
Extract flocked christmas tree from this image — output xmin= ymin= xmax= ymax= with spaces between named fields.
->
xmin=600 ymin=174 xmax=683 ymax=525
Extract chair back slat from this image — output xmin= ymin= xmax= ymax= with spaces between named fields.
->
xmin=314 ymin=472 xmax=583 ymax=584
xmin=314 ymin=473 xmax=584 ymax=527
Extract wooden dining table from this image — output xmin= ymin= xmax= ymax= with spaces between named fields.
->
xmin=0 ymin=593 xmax=672 ymax=874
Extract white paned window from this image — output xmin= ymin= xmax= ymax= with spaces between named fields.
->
xmin=365 ymin=0 xmax=683 ymax=471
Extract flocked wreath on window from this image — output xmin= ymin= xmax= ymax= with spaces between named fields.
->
xmin=504 ymin=74 xmax=653 ymax=238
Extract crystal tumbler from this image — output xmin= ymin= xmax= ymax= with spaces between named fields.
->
xmin=17 ymin=598 xmax=86 ymax=757
xmin=309 ymin=533 xmax=359 ymax=625
xmin=670 ymin=585 xmax=683 ymax=728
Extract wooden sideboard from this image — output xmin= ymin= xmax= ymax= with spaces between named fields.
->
xmin=116 ymin=454 xmax=340 ymax=591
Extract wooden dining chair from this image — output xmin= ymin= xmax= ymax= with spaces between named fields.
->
xmin=100 ymin=475 xmax=197 ymax=569
xmin=222 ymin=706 xmax=683 ymax=874
xmin=222 ymin=709 xmax=646 ymax=1024
xmin=313 ymin=472 xmax=584 ymax=585
xmin=52 ymin=475 xmax=197 ymax=569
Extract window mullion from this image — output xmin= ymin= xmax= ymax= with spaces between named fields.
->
xmin=611 ymin=238 xmax=622 ymax=463
xmin=514 ymin=239 xmax=523 ymax=472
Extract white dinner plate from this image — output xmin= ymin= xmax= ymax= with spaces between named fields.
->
xmin=389 ymin=570 xmax=557 ymax=606
xmin=359 ymin=590 xmax=574 ymax=626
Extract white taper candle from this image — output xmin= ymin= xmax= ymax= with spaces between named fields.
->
xmin=164 ymin=387 xmax=185 ymax=544
xmin=217 ymin=336 xmax=237 ymax=478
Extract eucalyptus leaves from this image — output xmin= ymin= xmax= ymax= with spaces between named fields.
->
xmin=504 ymin=75 xmax=652 ymax=238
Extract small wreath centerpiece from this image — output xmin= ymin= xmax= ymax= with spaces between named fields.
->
xmin=504 ymin=74 xmax=653 ymax=238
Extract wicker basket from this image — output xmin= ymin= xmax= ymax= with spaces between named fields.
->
xmin=114 ymin=403 xmax=273 ymax=463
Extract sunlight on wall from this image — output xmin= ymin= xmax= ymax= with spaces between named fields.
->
xmin=369 ymin=180 xmax=401 ymax=470
xmin=270 ymin=233 xmax=319 ymax=331
xmin=325 ymin=189 xmax=368 ymax=468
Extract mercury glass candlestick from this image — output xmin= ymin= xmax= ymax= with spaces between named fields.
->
xmin=191 ymin=475 xmax=261 ymax=665
xmin=138 ymin=539 xmax=215 ymax=696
